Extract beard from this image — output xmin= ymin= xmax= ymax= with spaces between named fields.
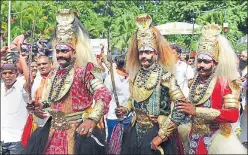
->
xmin=239 ymin=60 xmax=247 ymax=71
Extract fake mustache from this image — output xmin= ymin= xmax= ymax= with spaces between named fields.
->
xmin=57 ymin=57 xmax=71 ymax=62
xmin=141 ymin=57 xmax=153 ymax=63
xmin=197 ymin=66 xmax=212 ymax=72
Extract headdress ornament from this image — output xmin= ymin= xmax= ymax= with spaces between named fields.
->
xmin=136 ymin=14 xmax=157 ymax=52
xmin=197 ymin=23 xmax=222 ymax=62
xmin=55 ymin=9 xmax=77 ymax=49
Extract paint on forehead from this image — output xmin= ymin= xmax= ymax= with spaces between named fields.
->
xmin=197 ymin=54 xmax=213 ymax=61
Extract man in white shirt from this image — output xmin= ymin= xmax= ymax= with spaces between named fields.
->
xmin=104 ymin=55 xmax=131 ymax=143
xmin=1 ymin=63 xmax=28 ymax=154
xmin=171 ymin=44 xmax=195 ymax=98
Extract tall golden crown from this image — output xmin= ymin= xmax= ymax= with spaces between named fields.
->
xmin=136 ymin=14 xmax=157 ymax=51
xmin=55 ymin=9 xmax=77 ymax=47
xmin=197 ymin=23 xmax=222 ymax=61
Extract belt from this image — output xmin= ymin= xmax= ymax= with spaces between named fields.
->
xmin=49 ymin=110 xmax=89 ymax=131
xmin=135 ymin=109 xmax=158 ymax=129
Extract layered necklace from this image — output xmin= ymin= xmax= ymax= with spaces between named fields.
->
xmin=47 ymin=61 xmax=75 ymax=103
xmin=134 ymin=63 xmax=162 ymax=90
xmin=189 ymin=73 xmax=214 ymax=104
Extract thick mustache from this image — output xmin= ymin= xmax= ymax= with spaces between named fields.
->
xmin=197 ymin=67 xmax=211 ymax=72
xmin=57 ymin=57 xmax=66 ymax=61
xmin=141 ymin=57 xmax=153 ymax=63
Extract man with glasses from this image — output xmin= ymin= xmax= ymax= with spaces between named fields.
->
xmin=23 ymin=9 xmax=111 ymax=154
xmin=176 ymin=24 xmax=247 ymax=154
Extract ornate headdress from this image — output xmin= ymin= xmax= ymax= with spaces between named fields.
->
xmin=126 ymin=14 xmax=176 ymax=78
xmin=55 ymin=9 xmax=77 ymax=49
xmin=197 ymin=23 xmax=239 ymax=88
xmin=136 ymin=14 xmax=157 ymax=52
xmin=53 ymin=9 xmax=97 ymax=67
xmin=197 ymin=24 xmax=222 ymax=62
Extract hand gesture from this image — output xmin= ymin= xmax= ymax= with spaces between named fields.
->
xmin=115 ymin=106 xmax=127 ymax=118
xmin=151 ymin=136 xmax=163 ymax=150
xmin=77 ymin=119 xmax=97 ymax=136
xmin=26 ymin=100 xmax=48 ymax=119
xmin=176 ymin=99 xmax=196 ymax=116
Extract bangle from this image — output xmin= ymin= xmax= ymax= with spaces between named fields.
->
xmin=87 ymin=117 xmax=98 ymax=124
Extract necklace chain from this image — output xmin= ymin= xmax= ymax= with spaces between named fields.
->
xmin=135 ymin=63 xmax=162 ymax=90
xmin=47 ymin=61 xmax=75 ymax=103
xmin=189 ymin=74 xmax=214 ymax=104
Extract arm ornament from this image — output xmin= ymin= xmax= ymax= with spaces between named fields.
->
xmin=229 ymin=79 xmax=242 ymax=99
xmin=87 ymin=100 xmax=105 ymax=124
xmin=89 ymin=78 xmax=105 ymax=93
xmin=195 ymin=107 xmax=221 ymax=121
xmin=158 ymin=116 xmax=176 ymax=141
xmin=161 ymin=73 xmax=185 ymax=101
xmin=123 ymin=98 xmax=133 ymax=114
xmin=101 ymin=54 xmax=110 ymax=70
xmin=223 ymin=94 xmax=240 ymax=109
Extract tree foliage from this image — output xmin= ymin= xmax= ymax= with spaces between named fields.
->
xmin=0 ymin=0 xmax=247 ymax=53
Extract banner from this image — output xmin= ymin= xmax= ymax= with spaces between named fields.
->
xmin=155 ymin=22 xmax=202 ymax=35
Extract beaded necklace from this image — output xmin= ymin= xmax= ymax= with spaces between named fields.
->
xmin=189 ymin=73 xmax=214 ymax=104
xmin=135 ymin=63 xmax=162 ymax=90
xmin=47 ymin=61 xmax=75 ymax=103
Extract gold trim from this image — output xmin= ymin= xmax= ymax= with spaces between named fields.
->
xmin=195 ymin=107 xmax=221 ymax=120
xmin=89 ymin=78 xmax=105 ymax=93
xmin=123 ymin=98 xmax=133 ymax=112
xmin=220 ymin=123 xmax=232 ymax=137
xmin=167 ymin=75 xmax=185 ymax=101
xmin=196 ymin=77 xmax=217 ymax=105
xmin=87 ymin=100 xmax=104 ymax=124
xmin=229 ymin=79 xmax=242 ymax=99
xmin=45 ymin=68 xmax=75 ymax=102
xmin=223 ymin=94 xmax=239 ymax=109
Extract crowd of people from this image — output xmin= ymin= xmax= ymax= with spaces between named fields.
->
xmin=0 ymin=9 xmax=247 ymax=155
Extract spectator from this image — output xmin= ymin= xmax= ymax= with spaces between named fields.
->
xmin=1 ymin=56 xmax=29 ymax=154
xmin=179 ymin=51 xmax=187 ymax=62
xmin=31 ymin=61 xmax=38 ymax=80
xmin=10 ymin=31 xmax=31 ymax=53
xmin=171 ymin=44 xmax=195 ymax=98
xmin=104 ymin=54 xmax=131 ymax=143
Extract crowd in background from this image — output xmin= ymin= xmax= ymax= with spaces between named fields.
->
xmin=0 ymin=26 xmax=247 ymax=154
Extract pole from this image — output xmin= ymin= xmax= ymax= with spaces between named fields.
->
xmin=8 ymin=0 xmax=11 ymax=48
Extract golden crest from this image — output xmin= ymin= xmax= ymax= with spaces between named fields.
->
xmin=135 ymin=14 xmax=157 ymax=51
xmin=197 ymin=23 xmax=222 ymax=62
xmin=56 ymin=9 xmax=77 ymax=47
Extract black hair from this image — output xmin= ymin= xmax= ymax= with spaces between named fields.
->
xmin=115 ymin=55 xmax=125 ymax=69
xmin=170 ymin=44 xmax=182 ymax=53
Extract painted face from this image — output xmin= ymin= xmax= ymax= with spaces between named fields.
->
xmin=1 ymin=69 xmax=17 ymax=87
xmin=55 ymin=44 xmax=75 ymax=68
xmin=37 ymin=56 xmax=52 ymax=76
xmin=138 ymin=50 xmax=157 ymax=68
xmin=196 ymin=54 xmax=216 ymax=77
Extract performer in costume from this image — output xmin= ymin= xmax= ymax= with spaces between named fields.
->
xmin=23 ymin=9 xmax=112 ymax=154
xmin=115 ymin=14 xmax=187 ymax=154
xmin=177 ymin=23 xmax=247 ymax=154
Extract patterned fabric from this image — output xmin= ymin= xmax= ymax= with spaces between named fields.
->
xmin=94 ymin=87 xmax=112 ymax=114
xmin=43 ymin=63 xmax=111 ymax=154
xmin=44 ymin=131 xmax=68 ymax=154
xmin=188 ymin=100 xmax=215 ymax=154
xmin=108 ymin=123 xmax=124 ymax=154
xmin=71 ymin=66 xmax=93 ymax=112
